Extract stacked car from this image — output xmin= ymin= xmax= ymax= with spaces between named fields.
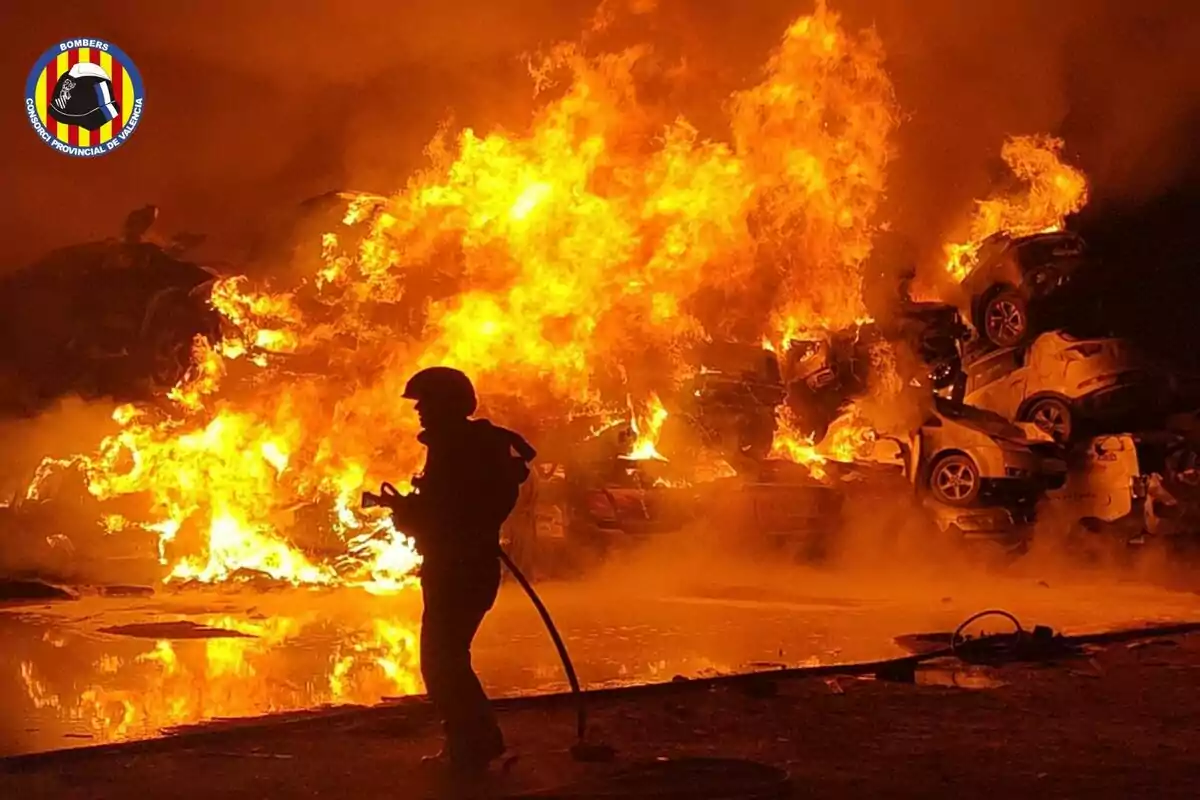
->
xmin=946 ymin=231 xmax=1200 ymax=551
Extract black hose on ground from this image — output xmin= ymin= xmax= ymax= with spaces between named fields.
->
xmin=950 ymin=608 xmax=1025 ymax=658
xmin=498 ymin=549 xmax=615 ymax=762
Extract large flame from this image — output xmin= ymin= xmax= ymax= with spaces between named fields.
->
xmin=22 ymin=3 xmax=902 ymax=588
xmin=944 ymin=134 xmax=1090 ymax=282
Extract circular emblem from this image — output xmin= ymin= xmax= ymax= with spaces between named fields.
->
xmin=24 ymin=38 xmax=145 ymax=158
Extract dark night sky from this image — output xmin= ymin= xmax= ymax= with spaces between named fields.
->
xmin=2 ymin=0 xmax=1198 ymax=354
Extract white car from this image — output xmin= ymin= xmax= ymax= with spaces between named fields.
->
xmin=958 ymin=331 xmax=1157 ymax=442
xmin=862 ymin=398 xmax=1067 ymax=508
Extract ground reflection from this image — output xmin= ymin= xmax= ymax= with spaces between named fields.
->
xmin=7 ymin=610 xmax=422 ymax=751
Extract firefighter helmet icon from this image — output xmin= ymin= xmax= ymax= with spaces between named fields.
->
xmin=49 ymin=62 xmax=120 ymax=132
xmin=24 ymin=38 xmax=146 ymax=157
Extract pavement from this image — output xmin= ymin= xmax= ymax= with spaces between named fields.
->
xmin=5 ymin=624 xmax=1200 ymax=798
xmin=3 ymin=546 xmax=1200 ymax=758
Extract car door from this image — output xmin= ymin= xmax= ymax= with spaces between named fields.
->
xmin=963 ymin=348 xmax=1029 ymax=421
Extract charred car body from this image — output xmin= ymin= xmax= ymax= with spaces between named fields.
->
xmin=960 ymin=230 xmax=1087 ymax=349
xmin=501 ymin=342 xmax=840 ymax=575
xmin=503 ymin=446 xmax=842 ymax=574
xmin=784 ymin=301 xmax=969 ymax=440
xmin=0 ymin=208 xmax=221 ymax=416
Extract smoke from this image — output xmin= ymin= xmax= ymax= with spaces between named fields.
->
xmin=616 ymin=0 xmax=1200 ymax=279
xmin=0 ymin=0 xmax=597 ymax=268
xmin=4 ymin=1 xmax=1197 ymax=273
xmin=847 ymin=0 xmax=1200 ymax=279
xmin=0 ymin=397 xmax=125 ymax=581
xmin=0 ymin=397 xmax=119 ymax=499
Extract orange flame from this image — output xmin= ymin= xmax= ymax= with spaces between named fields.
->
xmin=944 ymin=134 xmax=1089 ymax=282
xmin=624 ymin=393 xmax=669 ymax=461
xmin=25 ymin=6 xmax=910 ymax=588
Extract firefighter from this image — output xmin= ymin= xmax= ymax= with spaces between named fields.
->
xmin=399 ymin=366 xmax=536 ymax=774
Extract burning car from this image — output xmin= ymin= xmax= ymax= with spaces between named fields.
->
xmin=680 ymin=341 xmax=786 ymax=467
xmin=954 ymin=330 xmax=1162 ymax=442
xmin=0 ymin=208 xmax=222 ymax=416
xmin=783 ymin=301 xmax=969 ymax=439
xmin=501 ymin=402 xmax=842 ymax=577
xmin=959 ymin=230 xmax=1087 ymax=349
xmin=503 ymin=453 xmax=842 ymax=577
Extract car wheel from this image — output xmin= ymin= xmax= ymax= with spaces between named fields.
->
xmin=1024 ymin=397 xmax=1073 ymax=442
xmin=928 ymin=454 xmax=981 ymax=507
xmin=982 ymin=290 xmax=1029 ymax=348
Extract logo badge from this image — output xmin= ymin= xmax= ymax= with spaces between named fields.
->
xmin=24 ymin=38 xmax=145 ymax=157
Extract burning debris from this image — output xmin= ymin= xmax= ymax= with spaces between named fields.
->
xmin=9 ymin=3 xmax=903 ymax=590
xmin=6 ymin=1 xmax=1199 ymax=592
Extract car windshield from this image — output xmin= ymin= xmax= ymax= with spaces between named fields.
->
xmin=934 ymin=397 xmax=1016 ymax=428
xmin=1015 ymin=234 xmax=1087 ymax=270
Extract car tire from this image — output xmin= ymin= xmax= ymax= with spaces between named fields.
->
xmin=928 ymin=454 xmax=981 ymax=507
xmin=1022 ymin=396 xmax=1073 ymax=442
xmin=981 ymin=289 xmax=1030 ymax=348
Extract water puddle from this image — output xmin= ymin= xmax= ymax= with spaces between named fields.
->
xmin=914 ymin=662 xmax=1007 ymax=689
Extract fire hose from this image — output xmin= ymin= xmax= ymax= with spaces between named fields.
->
xmin=498 ymin=547 xmax=615 ymax=762
xmin=363 ymin=481 xmax=613 ymax=762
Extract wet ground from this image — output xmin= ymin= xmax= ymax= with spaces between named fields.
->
xmin=3 ymin=560 xmax=1199 ymax=757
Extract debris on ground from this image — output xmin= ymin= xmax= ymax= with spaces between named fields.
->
xmin=0 ymin=579 xmax=78 ymax=604
xmin=97 ymin=621 xmax=256 ymax=639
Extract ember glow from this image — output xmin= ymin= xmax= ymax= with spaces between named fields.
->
xmin=944 ymin=135 xmax=1090 ymax=282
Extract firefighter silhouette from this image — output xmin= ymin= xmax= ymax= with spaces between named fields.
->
xmin=49 ymin=62 xmax=120 ymax=132
xmin=399 ymin=367 xmax=536 ymax=774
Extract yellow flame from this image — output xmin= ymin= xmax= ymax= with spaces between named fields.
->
xmin=19 ymin=6 xmax=1034 ymax=590
xmin=625 ymin=393 xmax=670 ymax=461
xmin=944 ymin=134 xmax=1089 ymax=282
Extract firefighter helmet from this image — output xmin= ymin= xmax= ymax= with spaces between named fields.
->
xmin=402 ymin=366 xmax=477 ymax=417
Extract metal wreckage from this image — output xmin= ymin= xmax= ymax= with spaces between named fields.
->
xmin=0 ymin=206 xmax=220 ymax=417
xmin=496 ymin=225 xmax=1200 ymax=574
xmin=2 ymin=198 xmax=1200 ymax=587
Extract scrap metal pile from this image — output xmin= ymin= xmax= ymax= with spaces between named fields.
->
xmin=2 ymin=2 xmax=1199 ymax=589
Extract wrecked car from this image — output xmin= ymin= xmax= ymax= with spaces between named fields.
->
xmin=849 ymin=398 xmax=1067 ymax=544
xmin=953 ymin=330 xmax=1163 ymax=442
xmin=501 ymin=421 xmax=842 ymax=578
xmin=0 ymin=208 xmax=222 ymax=416
xmin=1046 ymin=432 xmax=1200 ymax=550
xmin=960 ymin=230 xmax=1087 ymax=349
xmin=784 ymin=302 xmax=969 ymax=440
xmin=917 ymin=399 xmax=1067 ymax=504
xmin=678 ymin=340 xmax=786 ymax=467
